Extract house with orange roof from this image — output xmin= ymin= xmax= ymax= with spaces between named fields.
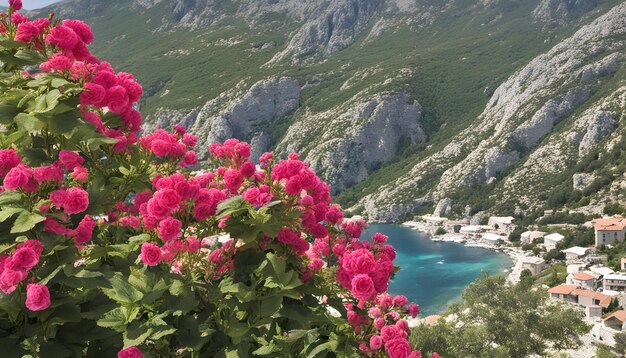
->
xmin=604 ymin=310 xmax=626 ymax=330
xmin=548 ymin=284 xmax=613 ymax=309
xmin=566 ymin=271 xmax=600 ymax=290
xmin=593 ymin=215 xmax=626 ymax=246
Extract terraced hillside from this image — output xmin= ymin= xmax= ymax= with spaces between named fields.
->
xmin=35 ymin=0 xmax=626 ymax=222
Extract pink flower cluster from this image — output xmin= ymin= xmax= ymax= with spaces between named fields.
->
xmin=0 ymin=241 xmax=49 ymax=310
xmin=140 ymin=127 xmax=198 ymax=166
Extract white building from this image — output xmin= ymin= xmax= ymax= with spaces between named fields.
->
xmin=563 ymin=246 xmax=590 ymax=260
xmin=521 ymin=257 xmax=546 ymax=276
xmin=593 ymin=216 xmax=626 ymax=246
xmin=488 ymin=216 xmax=515 ymax=233
xmin=520 ymin=231 xmax=546 ymax=245
xmin=566 ymin=271 xmax=600 ymax=290
xmin=481 ymin=233 xmax=507 ymax=246
xmin=544 ymin=233 xmax=565 ymax=251
xmin=603 ymin=273 xmax=626 ymax=291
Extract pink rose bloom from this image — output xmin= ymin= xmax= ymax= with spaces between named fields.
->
xmin=259 ymin=152 xmax=273 ymax=164
xmin=384 ymin=338 xmax=412 ymax=358
xmin=9 ymin=0 xmax=23 ymax=11
xmin=17 ymin=240 xmax=43 ymax=256
xmin=307 ymin=258 xmax=324 ymax=271
xmin=157 ymin=217 xmax=182 ymax=241
xmin=15 ymin=21 xmax=39 ymax=43
xmin=223 ymin=169 xmax=243 ymax=192
xmin=75 ymin=215 xmax=96 ymax=244
xmin=3 ymin=164 xmax=30 ymax=190
xmin=0 ymin=149 xmax=21 ymax=176
xmin=6 ymin=247 xmax=38 ymax=271
xmin=408 ymin=351 xmax=423 ymax=358
xmin=25 ymin=284 xmax=51 ymax=311
xmin=61 ymin=19 xmax=93 ymax=44
xmin=350 ymin=274 xmax=376 ymax=302
xmin=80 ymin=82 xmax=106 ymax=106
xmin=122 ymin=109 xmax=142 ymax=132
xmin=71 ymin=167 xmax=89 ymax=182
xmin=393 ymin=295 xmax=408 ymax=308
xmin=374 ymin=317 xmax=385 ymax=330
xmin=150 ymin=139 xmax=172 ymax=157
xmin=182 ymin=133 xmax=197 ymax=147
xmin=0 ymin=269 xmax=27 ymax=294
xmin=408 ymin=303 xmax=420 ymax=317
xmin=239 ymin=161 xmax=256 ymax=178
xmin=119 ymin=216 xmax=141 ymax=230
xmin=370 ymin=335 xmax=383 ymax=350
xmin=63 ymin=187 xmax=89 ymax=214
xmin=343 ymin=249 xmax=375 ymax=275
xmin=368 ymin=307 xmax=382 ymax=318
xmin=106 ymin=85 xmax=129 ymax=113
xmin=44 ymin=54 xmax=73 ymax=71
xmin=117 ymin=346 xmax=143 ymax=358
xmin=59 ymin=150 xmax=84 ymax=170
xmin=380 ymin=325 xmax=406 ymax=342
xmin=430 ymin=353 xmax=440 ymax=358
xmin=32 ymin=18 xmax=50 ymax=31
xmin=284 ymin=177 xmax=302 ymax=195
xmin=49 ymin=189 xmax=67 ymax=208
xmin=181 ymin=151 xmax=198 ymax=167
xmin=11 ymin=12 xmax=29 ymax=25
xmin=43 ymin=218 xmax=68 ymax=235
xmin=45 ymin=25 xmax=79 ymax=50
xmin=234 ymin=142 xmax=250 ymax=158
xmin=33 ymin=164 xmax=63 ymax=183
xmin=372 ymin=232 xmax=388 ymax=244
xmin=140 ymin=243 xmax=162 ymax=266
xmin=153 ymin=189 xmax=181 ymax=210
xmin=186 ymin=237 xmax=200 ymax=253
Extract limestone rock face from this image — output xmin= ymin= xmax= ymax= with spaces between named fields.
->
xmin=189 ymin=77 xmax=300 ymax=160
xmin=573 ymin=173 xmax=595 ymax=190
xmin=433 ymin=198 xmax=452 ymax=217
xmin=268 ymin=0 xmax=384 ymax=64
xmin=280 ymin=93 xmax=425 ymax=194
xmin=580 ymin=53 xmax=623 ymax=83
xmin=533 ymin=0 xmax=599 ymax=24
xmin=578 ymin=111 xmax=617 ymax=155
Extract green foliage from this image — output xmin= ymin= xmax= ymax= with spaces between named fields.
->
xmin=410 ymin=275 xmax=589 ymax=357
xmin=434 ymin=227 xmax=447 ymax=235
xmin=544 ymin=249 xmax=566 ymax=262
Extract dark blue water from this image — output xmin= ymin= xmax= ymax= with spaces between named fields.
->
xmin=362 ymin=224 xmax=512 ymax=315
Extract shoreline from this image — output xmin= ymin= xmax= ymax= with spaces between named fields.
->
xmin=401 ymin=221 xmax=525 ymax=284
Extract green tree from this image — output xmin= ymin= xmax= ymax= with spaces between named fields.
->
xmin=411 ymin=275 xmax=589 ymax=357
xmin=435 ymin=227 xmax=447 ymax=235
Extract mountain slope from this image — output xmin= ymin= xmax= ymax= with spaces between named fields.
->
xmin=35 ymin=0 xmax=626 ymax=222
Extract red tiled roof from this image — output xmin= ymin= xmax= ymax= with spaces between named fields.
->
xmin=572 ymin=289 xmax=612 ymax=308
xmin=572 ymin=272 xmax=596 ymax=281
xmin=593 ymin=216 xmax=626 ymax=231
xmin=548 ymin=284 xmax=577 ymax=295
xmin=604 ymin=310 xmax=626 ymax=322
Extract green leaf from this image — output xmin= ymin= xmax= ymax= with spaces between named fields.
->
xmin=0 ymin=207 xmax=25 ymax=223
xmin=97 ymin=308 xmax=126 ymax=330
xmin=103 ymin=274 xmax=144 ymax=304
xmin=252 ymin=344 xmax=280 ymax=356
xmin=11 ymin=211 xmax=44 ymax=233
xmin=14 ymin=113 xmax=46 ymax=131
xmin=0 ymin=191 xmax=22 ymax=205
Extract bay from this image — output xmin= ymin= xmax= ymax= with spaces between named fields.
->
xmin=362 ymin=224 xmax=512 ymax=316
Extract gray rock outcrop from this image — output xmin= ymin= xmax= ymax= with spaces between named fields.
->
xmin=579 ymin=111 xmax=617 ymax=155
xmin=533 ymin=0 xmax=599 ymax=24
xmin=573 ymin=173 xmax=595 ymax=190
xmin=580 ymin=53 xmax=623 ymax=83
xmin=189 ymin=77 xmax=300 ymax=159
xmin=433 ymin=198 xmax=453 ymax=217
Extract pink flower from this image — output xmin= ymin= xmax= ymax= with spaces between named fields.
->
xmin=393 ymin=295 xmax=408 ymax=308
xmin=181 ymin=151 xmax=198 ymax=167
xmin=61 ymin=19 xmax=93 ymax=44
xmin=350 ymin=274 xmax=376 ymax=302
xmin=182 ymin=133 xmax=197 ymax=147
xmin=59 ymin=150 xmax=84 ymax=170
xmin=11 ymin=12 xmax=29 ymax=25
xmin=186 ymin=237 xmax=200 ymax=253
xmin=25 ymin=284 xmax=51 ymax=311
xmin=80 ymin=82 xmax=106 ymax=105
xmin=6 ymin=247 xmax=38 ymax=271
xmin=342 ymin=249 xmax=375 ymax=274
xmin=63 ymin=187 xmax=89 ymax=214
xmin=430 ymin=353 xmax=440 ymax=358
xmin=157 ymin=217 xmax=181 ymax=241
xmin=223 ymin=169 xmax=243 ymax=192
xmin=140 ymin=243 xmax=162 ymax=266
xmin=119 ymin=216 xmax=141 ymax=230
xmin=239 ymin=161 xmax=255 ymax=178
xmin=45 ymin=25 xmax=79 ymax=50
xmin=0 ymin=149 xmax=21 ymax=175
xmin=374 ymin=317 xmax=385 ymax=330
xmin=380 ymin=325 xmax=406 ymax=342
xmin=117 ymin=346 xmax=143 ymax=358
xmin=15 ymin=21 xmax=39 ymax=43
xmin=384 ymin=338 xmax=412 ymax=358
xmin=43 ymin=218 xmax=68 ymax=235
xmin=259 ymin=152 xmax=273 ymax=164
xmin=153 ymin=189 xmax=181 ymax=210
xmin=370 ymin=335 xmax=383 ymax=350
xmin=16 ymin=240 xmax=43 ymax=256
xmin=408 ymin=303 xmax=420 ymax=317
xmin=150 ymin=139 xmax=172 ymax=157
xmin=107 ymin=85 xmax=129 ymax=113
xmin=408 ymin=352 xmax=423 ymax=358
xmin=307 ymin=258 xmax=324 ymax=271
xmin=49 ymin=189 xmax=67 ymax=208
xmin=3 ymin=165 xmax=30 ymax=190
xmin=0 ymin=268 xmax=27 ymax=294
xmin=9 ymin=0 xmax=23 ymax=11
xmin=44 ymin=54 xmax=73 ymax=71
xmin=71 ymin=167 xmax=89 ymax=182
xmin=75 ymin=215 xmax=96 ymax=244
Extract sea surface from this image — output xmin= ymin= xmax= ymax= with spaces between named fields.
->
xmin=362 ymin=224 xmax=512 ymax=316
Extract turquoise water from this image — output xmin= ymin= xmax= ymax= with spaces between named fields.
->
xmin=362 ymin=224 xmax=512 ymax=315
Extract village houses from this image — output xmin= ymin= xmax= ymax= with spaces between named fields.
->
xmin=566 ymin=271 xmax=601 ymax=290
xmin=521 ymin=256 xmax=545 ymax=276
xmin=593 ymin=215 xmax=626 ymax=246
xmin=603 ymin=273 xmax=626 ymax=292
xmin=520 ymin=230 xmax=545 ymax=245
xmin=544 ymin=233 xmax=565 ymax=251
